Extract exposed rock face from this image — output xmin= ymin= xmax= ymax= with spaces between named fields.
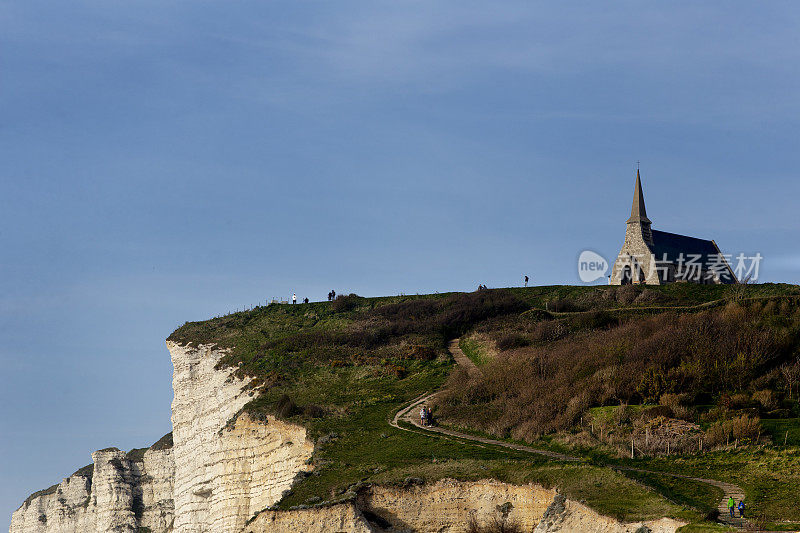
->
xmin=361 ymin=479 xmax=553 ymax=532
xmin=168 ymin=342 xmax=314 ymax=533
xmin=242 ymin=502 xmax=375 ymax=533
xmin=533 ymin=492 xmax=684 ymax=533
xmin=9 ymin=444 xmax=174 ymax=533
xmin=245 ymin=479 xmax=685 ymax=533
xmin=11 ymin=342 xmax=314 ymax=533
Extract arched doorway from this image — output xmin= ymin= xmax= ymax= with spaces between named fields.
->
xmin=621 ymin=265 xmax=632 ymax=285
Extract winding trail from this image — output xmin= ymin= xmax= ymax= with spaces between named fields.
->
xmin=389 ymin=338 xmax=750 ymax=530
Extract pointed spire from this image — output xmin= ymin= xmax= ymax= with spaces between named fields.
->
xmin=627 ymin=169 xmax=651 ymax=224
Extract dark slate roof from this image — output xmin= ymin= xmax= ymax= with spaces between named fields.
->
xmin=651 ymin=229 xmax=736 ymax=283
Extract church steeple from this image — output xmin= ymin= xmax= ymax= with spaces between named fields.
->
xmin=627 ymin=169 xmax=651 ymax=225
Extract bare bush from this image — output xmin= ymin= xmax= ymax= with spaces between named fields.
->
xmin=465 ymin=515 xmax=522 ymax=533
xmin=496 ymin=334 xmax=530 ymax=351
xmin=275 ymin=394 xmax=301 ymax=418
xmin=435 ymin=302 xmax=793 ymax=442
xmin=704 ymin=415 xmax=761 ymax=447
xmin=660 ymin=393 xmax=689 ymax=409
xmin=330 ymin=293 xmax=363 ymax=312
xmin=752 ymin=389 xmax=778 ymax=411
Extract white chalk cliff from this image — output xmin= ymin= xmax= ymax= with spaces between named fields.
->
xmin=168 ymin=342 xmax=314 ymax=533
xmin=9 ymin=444 xmax=174 ymax=533
xmin=10 ymin=342 xmax=685 ymax=533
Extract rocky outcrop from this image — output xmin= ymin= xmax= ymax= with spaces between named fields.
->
xmin=242 ymin=502 xmax=375 ymax=533
xmin=533 ymin=492 xmax=684 ymax=533
xmin=244 ymin=479 xmax=685 ymax=533
xmin=361 ymin=479 xmax=553 ymax=532
xmin=11 ymin=341 xmax=315 ymax=533
xmin=9 ymin=440 xmax=174 ymax=533
xmin=168 ymin=342 xmax=314 ymax=533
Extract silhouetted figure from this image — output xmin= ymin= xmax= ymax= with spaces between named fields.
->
xmin=524 ymin=275 xmax=529 ymax=287
xmin=292 ymin=293 xmax=297 ymax=304
xmin=304 ymin=297 xmax=309 ymax=304
xmin=331 ymin=290 xmax=336 ymax=299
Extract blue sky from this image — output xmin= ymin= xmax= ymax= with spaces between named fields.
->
xmin=1 ymin=1 xmax=799 ymax=526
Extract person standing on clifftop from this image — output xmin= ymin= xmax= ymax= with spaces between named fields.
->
xmin=292 ymin=293 xmax=297 ymax=304
xmin=524 ymin=275 xmax=529 ymax=287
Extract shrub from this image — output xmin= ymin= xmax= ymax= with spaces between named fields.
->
xmin=466 ymin=515 xmax=522 ymax=533
xmin=570 ymin=310 xmax=616 ymax=330
xmin=615 ymin=285 xmax=640 ymax=305
xmin=407 ymin=344 xmax=436 ymax=360
xmin=720 ymin=393 xmax=752 ymax=410
xmin=496 ymin=334 xmax=529 ymax=351
xmin=436 ymin=301 xmax=797 ymax=441
xmin=634 ymin=289 xmax=667 ymax=304
xmin=275 ymin=394 xmax=301 ymax=418
xmin=386 ymin=365 xmax=407 ymax=379
xmin=614 ymin=404 xmax=633 ymax=425
xmin=752 ymin=389 xmax=779 ymax=411
xmin=547 ymin=298 xmax=586 ymax=313
xmin=660 ymin=393 xmax=689 ymax=409
xmin=704 ymin=415 xmax=761 ymax=447
xmin=639 ymin=405 xmax=675 ymax=421
xmin=530 ymin=320 xmax=567 ymax=343
xmin=331 ymin=293 xmax=363 ymax=312
xmin=303 ymin=404 xmax=326 ymax=418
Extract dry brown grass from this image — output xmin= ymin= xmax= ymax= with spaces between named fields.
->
xmin=435 ymin=300 xmax=800 ymax=443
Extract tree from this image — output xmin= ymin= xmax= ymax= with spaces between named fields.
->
xmin=780 ymin=358 xmax=800 ymax=400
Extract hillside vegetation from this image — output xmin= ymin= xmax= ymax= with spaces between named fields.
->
xmin=168 ymin=283 xmax=800 ymax=528
xmin=437 ymin=292 xmax=800 ymax=442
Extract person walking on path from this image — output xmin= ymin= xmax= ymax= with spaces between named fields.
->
xmin=420 ymin=406 xmax=427 ymax=427
xmin=727 ymin=496 xmax=735 ymax=518
xmin=737 ymin=500 xmax=745 ymax=518
xmin=292 ymin=293 xmax=297 ymax=305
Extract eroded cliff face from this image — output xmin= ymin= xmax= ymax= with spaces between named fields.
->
xmin=245 ymin=479 xmax=686 ymax=533
xmin=11 ymin=342 xmax=314 ymax=533
xmin=9 ymin=445 xmax=174 ymax=533
xmin=168 ymin=341 xmax=314 ymax=533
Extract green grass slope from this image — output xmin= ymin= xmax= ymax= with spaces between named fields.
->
xmin=168 ymin=283 xmax=800 ymax=528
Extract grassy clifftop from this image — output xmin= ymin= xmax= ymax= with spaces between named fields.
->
xmin=168 ymin=283 xmax=800 ymax=528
